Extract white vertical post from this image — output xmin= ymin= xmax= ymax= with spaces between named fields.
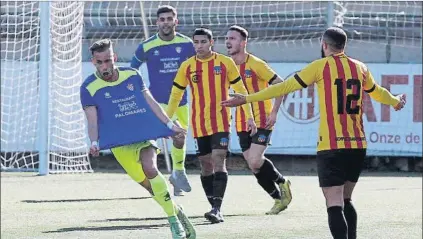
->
xmin=327 ymin=1 xmax=334 ymax=27
xmin=38 ymin=2 xmax=51 ymax=176
xmin=140 ymin=1 xmax=150 ymax=40
xmin=140 ymin=1 xmax=172 ymax=173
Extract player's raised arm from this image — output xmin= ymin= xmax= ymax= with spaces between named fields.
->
xmin=363 ymin=68 xmax=406 ymax=110
xmin=248 ymin=60 xmax=319 ymax=103
xmin=166 ymin=61 xmax=189 ymax=118
xmin=223 ymin=60 xmax=320 ymax=107
xmin=130 ymin=43 xmax=145 ymax=69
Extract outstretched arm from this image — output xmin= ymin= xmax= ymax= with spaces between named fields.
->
xmin=222 ymin=60 xmax=320 ymax=107
xmin=144 ymin=90 xmax=173 ymax=125
xmin=363 ymin=70 xmax=404 ymax=109
xmin=247 ymin=76 xmax=304 ymax=103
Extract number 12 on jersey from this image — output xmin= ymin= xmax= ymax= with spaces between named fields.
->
xmin=334 ymin=78 xmax=361 ymax=115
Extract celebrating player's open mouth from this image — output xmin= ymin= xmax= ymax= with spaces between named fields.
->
xmin=101 ymin=68 xmax=113 ymax=80
xmin=226 ymin=44 xmax=236 ymax=56
xmin=226 ymin=44 xmax=232 ymax=53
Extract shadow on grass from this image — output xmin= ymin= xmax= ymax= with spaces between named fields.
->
xmin=43 ymin=224 xmax=169 ymax=233
xmin=43 ymin=214 xmax=253 ymax=234
xmin=90 ymin=213 xmax=260 ymax=223
xmin=22 ymin=196 xmax=150 ymax=203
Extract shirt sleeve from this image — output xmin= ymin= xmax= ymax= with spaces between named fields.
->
xmin=255 ymin=59 xmax=278 ymax=84
xmin=225 ymin=57 xmax=242 ymax=84
xmin=294 ymin=59 xmax=321 ymax=88
xmin=363 ymin=68 xmax=400 ymax=106
xmin=80 ymin=86 xmax=96 ymax=108
xmin=130 ymin=43 xmax=145 ymax=69
xmin=166 ymin=61 xmax=189 ymax=118
xmin=135 ymin=70 xmax=147 ymax=92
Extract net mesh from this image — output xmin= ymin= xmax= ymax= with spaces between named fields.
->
xmin=1 ymin=1 xmax=41 ymax=171
xmin=1 ymin=1 xmax=92 ymax=173
xmin=82 ymin=1 xmax=421 ymax=63
xmin=1 ymin=1 xmax=421 ymax=171
xmin=50 ymin=1 xmax=92 ymax=173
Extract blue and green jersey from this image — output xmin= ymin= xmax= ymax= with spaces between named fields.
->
xmin=130 ymin=33 xmax=195 ymax=106
xmin=80 ymin=67 xmax=174 ymax=149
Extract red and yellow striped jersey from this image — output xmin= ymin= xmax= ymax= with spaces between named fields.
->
xmin=235 ymin=54 xmax=277 ymax=132
xmin=167 ymin=52 xmax=253 ymax=138
xmin=246 ymin=53 xmax=400 ymax=152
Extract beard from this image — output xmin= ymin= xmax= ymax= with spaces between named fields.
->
xmin=321 ymin=45 xmax=326 ymax=58
xmin=160 ymin=25 xmax=174 ymax=35
xmin=100 ymin=68 xmax=114 ymax=79
xmin=228 ymin=47 xmax=240 ymax=56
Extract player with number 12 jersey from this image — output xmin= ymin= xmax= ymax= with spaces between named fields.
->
xmin=222 ymin=27 xmax=406 ymax=239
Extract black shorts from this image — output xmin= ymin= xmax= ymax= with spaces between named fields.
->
xmin=195 ymin=132 xmax=230 ymax=156
xmin=237 ymin=128 xmax=272 ymax=152
xmin=317 ymin=148 xmax=367 ymax=187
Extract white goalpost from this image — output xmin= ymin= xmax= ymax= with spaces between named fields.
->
xmin=140 ymin=0 xmax=172 ymax=173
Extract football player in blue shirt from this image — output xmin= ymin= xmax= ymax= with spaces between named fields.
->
xmin=131 ymin=5 xmax=195 ymax=196
xmin=81 ymin=39 xmax=196 ymax=239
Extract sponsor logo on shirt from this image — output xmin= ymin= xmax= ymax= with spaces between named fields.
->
xmin=112 ymin=94 xmax=147 ymax=118
xmin=192 ymin=74 xmax=199 ymax=83
xmin=159 ymin=57 xmax=181 ymax=74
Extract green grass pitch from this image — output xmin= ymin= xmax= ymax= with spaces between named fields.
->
xmin=1 ymin=171 xmax=421 ymax=239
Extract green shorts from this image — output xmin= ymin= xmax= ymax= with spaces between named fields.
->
xmin=111 ymin=140 xmax=159 ymax=183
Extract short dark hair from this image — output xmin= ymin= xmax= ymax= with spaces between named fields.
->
xmin=193 ymin=28 xmax=213 ymax=40
xmin=322 ymin=27 xmax=347 ymax=50
xmin=157 ymin=5 xmax=177 ymax=17
xmin=89 ymin=39 xmax=113 ymax=55
xmin=229 ymin=25 xmax=248 ymax=40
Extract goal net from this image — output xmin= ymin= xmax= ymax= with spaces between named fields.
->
xmin=1 ymin=1 xmax=92 ymax=173
xmin=1 ymin=1 xmax=421 ymax=171
xmin=83 ymin=1 xmax=421 ymax=62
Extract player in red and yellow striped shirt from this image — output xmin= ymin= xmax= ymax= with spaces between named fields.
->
xmin=226 ymin=25 xmax=292 ymax=215
xmin=167 ymin=28 xmax=256 ymax=224
xmin=222 ymin=27 xmax=406 ymax=239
